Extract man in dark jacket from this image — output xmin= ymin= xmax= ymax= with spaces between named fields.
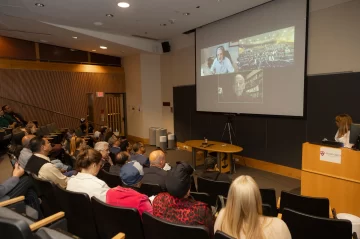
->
xmin=2 ymin=105 xmax=27 ymax=126
xmin=142 ymin=150 xmax=167 ymax=191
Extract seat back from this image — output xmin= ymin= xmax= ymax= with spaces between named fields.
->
xmin=40 ymin=126 xmax=50 ymax=136
xmin=53 ymin=184 xmax=99 ymax=239
xmin=190 ymin=175 xmax=197 ymax=192
xmin=214 ymin=231 xmax=236 ymax=239
xmin=0 ymin=217 xmax=33 ymax=239
xmin=280 ymin=191 xmax=329 ymax=217
xmin=139 ymin=183 xmax=162 ymax=197
xmin=260 ymin=188 xmax=278 ymax=217
xmin=142 ymin=212 xmax=210 ymax=239
xmin=91 ymin=197 xmax=144 ymax=239
xmin=97 ymin=169 xmax=123 ymax=188
xmin=197 ymin=177 xmax=230 ymax=206
xmin=190 ymin=192 xmax=212 ymax=207
xmin=282 ymin=208 xmax=353 ymax=239
xmin=262 ymin=203 xmax=273 ymax=217
xmin=31 ymin=175 xmax=61 ymax=217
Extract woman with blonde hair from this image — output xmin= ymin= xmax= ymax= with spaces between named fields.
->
xmin=214 ymin=176 xmax=291 ymax=239
xmin=335 ymin=114 xmax=353 ymax=148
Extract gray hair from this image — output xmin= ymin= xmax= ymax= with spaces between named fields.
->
xmin=94 ymin=141 xmax=109 ymax=152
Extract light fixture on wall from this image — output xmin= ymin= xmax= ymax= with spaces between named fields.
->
xmin=100 ymin=46 xmax=107 ymax=49
xmin=35 ymin=3 xmax=45 ymax=7
xmin=72 ymin=36 xmax=78 ymax=39
xmin=118 ymin=2 xmax=130 ymax=8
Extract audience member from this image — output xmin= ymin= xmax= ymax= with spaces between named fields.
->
xmin=18 ymin=135 xmax=36 ymax=169
xmin=200 ymin=156 xmax=232 ymax=183
xmin=94 ymin=141 xmax=113 ymax=172
xmin=335 ymin=114 xmax=353 ymax=148
xmin=79 ymin=118 xmax=94 ymax=134
xmin=0 ymin=162 xmax=26 ymax=200
xmin=107 ymin=160 xmax=153 ymax=216
xmin=109 ymin=140 xmax=121 ymax=160
xmin=104 ymin=128 xmax=114 ymax=142
xmin=120 ymin=140 xmax=132 ymax=154
xmin=109 ymin=151 xmax=129 ymax=176
xmin=25 ymin=136 xmax=69 ymax=188
xmin=108 ymin=134 xmax=118 ymax=146
xmin=214 ymin=175 xmax=291 ymax=239
xmin=24 ymin=121 xmax=38 ymax=135
xmin=153 ymin=162 xmax=214 ymax=234
xmin=1 ymin=105 xmax=27 ymax=126
xmin=131 ymin=142 xmax=149 ymax=167
xmin=0 ymin=109 xmax=16 ymax=128
xmin=73 ymin=137 xmax=86 ymax=158
xmin=142 ymin=150 xmax=167 ymax=191
xmin=67 ymin=149 xmax=110 ymax=202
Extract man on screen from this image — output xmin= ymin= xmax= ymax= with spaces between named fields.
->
xmin=210 ymin=46 xmax=235 ymax=75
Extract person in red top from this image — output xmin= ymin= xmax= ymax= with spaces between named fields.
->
xmin=106 ymin=160 xmax=152 ymax=216
xmin=152 ymin=162 xmax=214 ymax=235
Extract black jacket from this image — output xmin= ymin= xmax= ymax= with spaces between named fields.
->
xmin=143 ymin=166 xmax=168 ymax=191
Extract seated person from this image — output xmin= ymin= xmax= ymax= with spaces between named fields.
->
xmin=79 ymin=118 xmax=94 ymax=134
xmin=109 ymin=151 xmax=129 ymax=176
xmin=142 ymin=150 xmax=167 ymax=191
xmin=108 ymin=134 xmax=118 ymax=147
xmin=199 ymin=156 xmax=232 ymax=183
xmin=24 ymin=121 xmax=38 ymax=135
xmin=94 ymin=141 xmax=113 ymax=172
xmin=18 ymin=135 xmax=36 ymax=169
xmin=71 ymin=137 xmax=86 ymax=158
xmin=152 ymin=162 xmax=214 ymax=234
xmin=334 ymin=114 xmax=353 ymax=148
xmin=25 ymin=136 xmax=69 ymax=188
xmin=0 ymin=162 xmax=26 ymax=200
xmin=106 ymin=160 xmax=152 ymax=216
xmin=0 ymin=109 xmax=16 ymax=128
xmin=1 ymin=105 xmax=27 ymax=126
xmin=131 ymin=142 xmax=149 ymax=167
xmin=214 ymin=176 xmax=291 ymax=239
xmin=109 ymin=140 xmax=121 ymax=160
xmin=67 ymin=149 xmax=110 ymax=202
xmin=120 ymin=139 xmax=132 ymax=154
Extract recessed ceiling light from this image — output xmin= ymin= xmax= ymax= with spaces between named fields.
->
xmin=160 ymin=24 xmax=167 ymax=26
xmin=196 ymin=6 xmax=200 ymax=8
xmin=72 ymin=36 xmax=78 ymax=39
xmin=106 ymin=14 xmax=114 ymax=17
xmin=118 ymin=2 xmax=130 ymax=8
xmin=100 ymin=46 xmax=107 ymax=49
xmin=183 ymin=12 xmax=190 ymax=16
xmin=94 ymin=22 xmax=103 ymax=26
xmin=92 ymin=50 xmax=96 ymax=52
xmin=35 ymin=3 xmax=45 ymax=7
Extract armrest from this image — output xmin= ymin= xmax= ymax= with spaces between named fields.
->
xmin=29 ymin=212 xmax=65 ymax=231
xmin=277 ymin=197 xmax=281 ymax=209
xmin=112 ymin=232 xmax=125 ymax=239
xmin=353 ymin=232 xmax=358 ymax=239
xmin=0 ymin=196 xmax=25 ymax=207
xmin=330 ymin=207 xmax=336 ymax=219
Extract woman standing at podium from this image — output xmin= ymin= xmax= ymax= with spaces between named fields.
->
xmin=335 ymin=114 xmax=353 ymax=148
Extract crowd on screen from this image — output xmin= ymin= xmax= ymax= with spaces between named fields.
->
xmin=1 ymin=105 xmax=356 ymax=238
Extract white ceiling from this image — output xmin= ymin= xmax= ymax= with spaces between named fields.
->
xmin=0 ymin=0 xmax=356 ymax=57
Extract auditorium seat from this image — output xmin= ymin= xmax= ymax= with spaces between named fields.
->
xmin=197 ymin=177 xmax=230 ymax=206
xmin=282 ymin=208 xmax=354 ymax=239
xmin=30 ymin=175 xmax=61 ymax=217
xmin=279 ymin=191 xmax=330 ymax=218
xmin=139 ymin=183 xmax=162 ymax=197
xmin=97 ymin=169 xmax=123 ymax=188
xmin=53 ymin=184 xmax=99 ymax=239
xmin=142 ymin=212 xmax=210 ymax=239
xmin=214 ymin=231 xmax=236 ymax=239
xmin=190 ymin=192 xmax=212 ymax=208
xmin=91 ymin=197 xmax=145 ymax=239
xmin=259 ymin=188 xmax=278 ymax=217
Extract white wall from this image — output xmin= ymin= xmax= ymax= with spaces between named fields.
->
xmin=140 ymin=54 xmax=163 ymax=137
xmin=123 ymin=54 xmax=143 ymax=137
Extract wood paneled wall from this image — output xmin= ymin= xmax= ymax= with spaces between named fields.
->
xmin=0 ymin=68 xmax=125 ymax=129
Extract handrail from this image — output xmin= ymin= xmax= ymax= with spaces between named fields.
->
xmin=0 ymin=95 xmax=102 ymax=126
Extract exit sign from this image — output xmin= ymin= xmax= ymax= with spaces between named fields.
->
xmin=96 ymin=92 xmax=104 ymax=97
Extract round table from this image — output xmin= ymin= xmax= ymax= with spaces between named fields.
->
xmin=185 ymin=140 xmax=243 ymax=174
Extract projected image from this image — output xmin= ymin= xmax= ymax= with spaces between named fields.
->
xmin=218 ymin=70 xmax=263 ymax=103
xmin=201 ymin=43 xmax=238 ymax=76
xmin=237 ymin=26 xmax=295 ymax=71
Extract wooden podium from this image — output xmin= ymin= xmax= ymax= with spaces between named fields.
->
xmin=301 ymin=142 xmax=360 ymax=216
